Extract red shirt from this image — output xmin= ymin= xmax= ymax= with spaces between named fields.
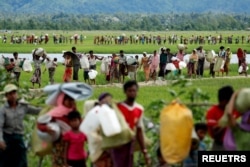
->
xmin=206 ymin=105 xmax=240 ymax=142
xmin=117 ymin=102 xmax=143 ymax=130
xmin=63 ymin=131 xmax=87 ymax=160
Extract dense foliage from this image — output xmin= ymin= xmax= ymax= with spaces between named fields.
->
xmin=0 ymin=13 xmax=250 ymax=31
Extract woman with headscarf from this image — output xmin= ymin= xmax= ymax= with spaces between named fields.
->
xmin=37 ymin=93 xmax=77 ymax=167
xmin=187 ymin=50 xmax=198 ymax=78
xmin=63 ymin=54 xmax=73 ymax=82
xmin=140 ymin=52 xmax=151 ymax=83
xmin=237 ymin=48 xmax=244 ymax=68
xmin=224 ymin=47 xmax=232 ymax=76
xmin=110 ymin=54 xmax=119 ymax=84
xmin=150 ymin=50 xmax=159 ymax=82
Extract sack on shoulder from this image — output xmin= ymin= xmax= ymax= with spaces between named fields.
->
xmin=101 ymin=103 xmax=135 ymax=150
xmin=31 ymin=105 xmax=54 ymax=157
xmin=160 ymin=100 xmax=193 ymax=164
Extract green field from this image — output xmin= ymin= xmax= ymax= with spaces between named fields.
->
xmin=1 ymin=30 xmax=250 ymax=166
xmin=1 ymin=30 xmax=250 ymax=54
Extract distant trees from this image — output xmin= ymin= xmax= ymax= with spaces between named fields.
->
xmin=0 ymin=13 xmax=249 ymax=31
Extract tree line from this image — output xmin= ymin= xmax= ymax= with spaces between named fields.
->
xmin=0 ymin=13 xmax=250 ymax=31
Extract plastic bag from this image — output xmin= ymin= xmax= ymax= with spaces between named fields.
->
xmin=223 ymin=128 xmax=236 ymax=151
xmin=98 ymin=104 xmax=122 ymax=137
xmin=160 ymin=101 xmax=193 ymax=164
xmin=100 ymin=61 xmax=106 ymax=73
xmin=88 ymin=70 xmax=98 ymax=79
xmin=80 ymin=55 xmax=89 ymax=69
xmin=101 ymin=103 xmax=135 ymax=150
xmin=22 ymin=60 xmax=33 ymax=72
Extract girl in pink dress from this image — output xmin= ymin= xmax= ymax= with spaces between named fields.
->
xmin=63 ymin=111 xmax=88 ymax=167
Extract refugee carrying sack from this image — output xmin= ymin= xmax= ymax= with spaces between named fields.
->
xmin=101 ymin=103 xmax=135 ymax=150
xmin=31 ymin=106 xmax=53 ymax=157
xmin=97 ymin=104 xmax=122 ymax=137
xmin=160 ymin=100 xmax=193 ymax=164
xmin=220 ymin=90 xmax=250 ymax=151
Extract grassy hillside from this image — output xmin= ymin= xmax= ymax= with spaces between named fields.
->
xmin=1 ymin=0 xmax=250 ymax=14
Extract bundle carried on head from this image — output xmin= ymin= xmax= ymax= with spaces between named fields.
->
xmin=32 ymin=48 xmax=47 ymax=59
xmin=177 ymin=44 xmax=187 ymax=51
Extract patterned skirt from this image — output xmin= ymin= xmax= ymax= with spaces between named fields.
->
xmin=52 ymin=139 xmax=66 ymax=167
xmin=30 ymin=67 xmax=41 ymax=84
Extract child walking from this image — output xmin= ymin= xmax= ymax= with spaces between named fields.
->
xmin=63 ymin=111 xmax=88 ymax=167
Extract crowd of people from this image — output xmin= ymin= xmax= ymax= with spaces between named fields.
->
xmin=0 ymin=79 xmax=249 ymax=167
xmin=0 ymin=44 xmax=248 ymax=88
xmin=93 ymin=34 xmax=250 ymax=46
xmin=2 ymin=33 xmax=250 ymax=46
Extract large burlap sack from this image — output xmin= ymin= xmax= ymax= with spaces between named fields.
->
xmin=31 ymin=106 xmax=53 ymax=157
xmin=160 ymin=101 xmax=193 ymax=164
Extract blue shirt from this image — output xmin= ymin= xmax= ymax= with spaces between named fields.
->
xmin=183 ymin=141 xmax=207 ymax=167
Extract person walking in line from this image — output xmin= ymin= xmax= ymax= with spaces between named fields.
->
xmin=158 ymin=48 xmax=167 ymax=80
xmin=196 ymin=46 xmax=205 ymax=78
xmin=72 ymin=47 xmax=81 ymax=81
xmin=30 ymin=50 xmax=46 ymax=89
xmin=118 ymin=50 xmax=127 ymax=83
xmin=110 ymin=81 xmax=150 ymax=167
xmin=224 ymin=47 xmax=232 ymax=76
xmin=187 ymin=49 xmax=198 ymax=79
xmin=140 ymin=52 xmax=151 ymax=83
xmin=13 ymin=52 xmax=23 ymax=86
xmin=44 ymin=57 xmax=58 ymax=84
xmin=88 ymin=50 xmax=104 ymax=70
xmin=150 ymin=50 xmax=159 ymax=82
xmin=63 ymin=54 xmax=73 ymax=82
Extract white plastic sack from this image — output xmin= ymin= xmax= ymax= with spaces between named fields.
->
xmin=183 ymin=54 xmax=190 ymax=64
xmin=22 ymin=60 xmax=33 ymax=72
xmin=179 ymin=61 xmax=187 ymax=70
xmin=97 ymin=104 xmax=122 ymax=137
xmin=127 ymin=58 xmax=136 ymax=65
xmin=238 ymin=66 xmax=243 ymax=73
xmin=80 ymin=55 xmax=89 ymax=69
xmin=37 ymin=122 xmax=60 ymax=142
xmin=220 ymin=60 xmax=225 ymax=70
xmin=204 ymin=59 xmax=210 ymax=70
xmin=166 ymin=63 xmax=176 ymax=71
xmin=101 ymin=61 xmax=106 ymax=73
xmin=239 ymin=66 xmax=249 ymax=73
xmin=32 ymin=48 xmax=46 ymax=57
xmin=177 ymin=44 xmax=186 ymax=50
xmin=88 ymin=70 xmax=98 ymax=79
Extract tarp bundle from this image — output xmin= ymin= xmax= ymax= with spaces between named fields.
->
xmin=43 ymin=82 xmax=93 ymax=106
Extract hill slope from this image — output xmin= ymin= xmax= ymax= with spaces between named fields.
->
xmin=0 ymin=0 xmax=250 ymax=14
